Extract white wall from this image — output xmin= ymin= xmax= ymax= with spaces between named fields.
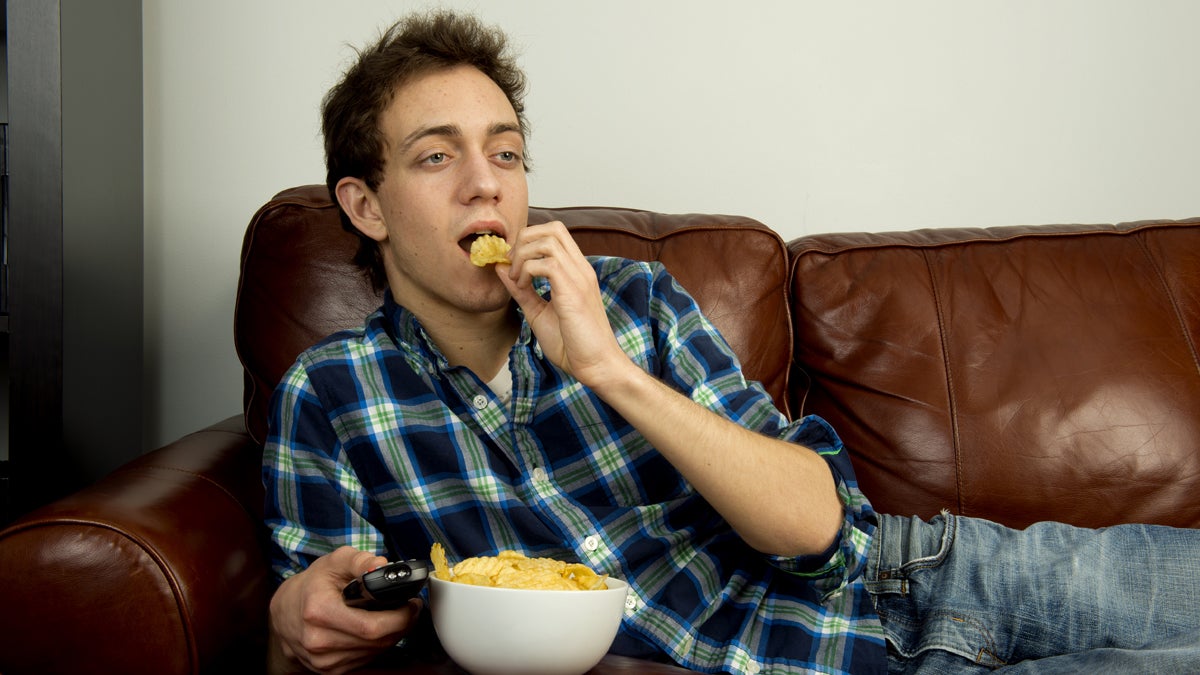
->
xmin=143 ymin=0 xmax=1200 ymax=448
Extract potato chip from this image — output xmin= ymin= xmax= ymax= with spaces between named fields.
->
xmin=431 ymin=543 xmax=451 ymax=581
xmin=454 ymin=572 xmax=495 ymax=587
xmin=514 ymin=556 xmax=566 ymax=573
xmin=454 ymin=555 xmax=509 ymax=578
xmin=469 ymin=234 xmax=511 ymax=267
xmin=564 ymin=564 xmax=608 ymax=591
xmin=430 ymin=544 xmax=608 ymax=591
xmin=496 ymin=567 xmax=576 ymax=590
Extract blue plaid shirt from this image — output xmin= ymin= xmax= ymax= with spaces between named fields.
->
xmin=264 ymin=256 xmax=886 ymax=674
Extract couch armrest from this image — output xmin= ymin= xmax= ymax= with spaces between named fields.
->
xmin=0 ymin=416 xmax=272 ymax=675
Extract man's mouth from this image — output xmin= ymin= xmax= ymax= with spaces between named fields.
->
xmin=458 ymin=229 xmax=505 ymax=254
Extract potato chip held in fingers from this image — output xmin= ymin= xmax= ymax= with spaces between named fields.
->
xmin=469 ymin=234 xmax=511 ymax=266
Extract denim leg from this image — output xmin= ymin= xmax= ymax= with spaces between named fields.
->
xmin=865 ymin=512 xmax=1200 ymax=673
xmin=994 ymin=628 xmax=1200 ymax=674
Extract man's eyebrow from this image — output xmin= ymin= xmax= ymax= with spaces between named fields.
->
xmin=397 ymin=124 xmax=460 ymax=155
xmin=396 ymin=122 xmax=524 ymax=155
xmin=489 ymin=122 xmax=523 ymax=139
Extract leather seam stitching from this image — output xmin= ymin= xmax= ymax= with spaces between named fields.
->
xmin=1133 ymin=231 xmax=1200 ymax=378
xmin=923 ymin=249 xmax=965 ymax=515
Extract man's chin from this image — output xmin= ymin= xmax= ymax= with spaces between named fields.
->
xmin=465 ymin=292 xmax=516 ymax=316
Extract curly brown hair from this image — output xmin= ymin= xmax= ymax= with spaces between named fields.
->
xmin=321 ymin=10 xmax=530 ymax=290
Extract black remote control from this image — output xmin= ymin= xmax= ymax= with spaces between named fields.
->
xmin=343 ymin=559 xmax=431 ymax=610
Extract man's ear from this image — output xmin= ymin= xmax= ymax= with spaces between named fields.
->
xmin=335 ymin=177 xmax=388 ymax=242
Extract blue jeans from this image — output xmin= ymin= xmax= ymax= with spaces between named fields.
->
xmin=865 ymin=512 xmax=1200 ymax=673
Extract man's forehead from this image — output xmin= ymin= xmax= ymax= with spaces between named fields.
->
xmin=385 ymin=65 xmax=519 ymax=136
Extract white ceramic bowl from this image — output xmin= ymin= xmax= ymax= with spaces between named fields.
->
xmin=428 ymin=575 xmax=629 ymax=675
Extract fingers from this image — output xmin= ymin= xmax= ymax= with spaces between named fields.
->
xmin=269 ymin=547 xmax=423 ymax=675
xmin=497 ymin=220 xmax=580 ymax=322
xmin=495 ymin=221 xmax=627 ymax=382
xmin=324 ymin=545 xmax=389 ymax=581
xmin=300 ymin=601 xmax=422 ymax=674
xmin=504 ymin=222 xmax=602 ymax=319
xmin=505 ymin=221 xmax=589 ymax=285
xmin=494 ymin=257 xmax=544 ymax=312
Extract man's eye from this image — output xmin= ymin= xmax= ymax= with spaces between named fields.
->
xmin=497 ymin=151 xmax=520 ymax=163
xmin=424 ymin=152 xmax=447 ymax=165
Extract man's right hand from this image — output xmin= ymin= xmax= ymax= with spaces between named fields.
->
xmin=268 ymin=546 xmax=424 ymax=675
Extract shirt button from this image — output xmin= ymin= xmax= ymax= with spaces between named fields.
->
xmin=471 ymin=394 xmax=488 ymax=410
xmin=624 ymin=594 xmax=637 ymax=611
xmin=583 ymin=535 xmax=600 ymax=551
xmin=747 ymin=664 xmax=761 ymax=674
xmin=532 ymin=467 xmax=547 ymax=482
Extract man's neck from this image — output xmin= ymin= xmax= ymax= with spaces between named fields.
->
xmin=414 ymin=303 xmax=521 ymax=381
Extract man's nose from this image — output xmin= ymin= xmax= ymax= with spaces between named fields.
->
xmin=459 ymin=152 xmax=501 ymax=203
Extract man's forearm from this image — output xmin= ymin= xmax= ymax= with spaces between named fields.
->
xmin=589 ymin=361 xmax=843 ymax=557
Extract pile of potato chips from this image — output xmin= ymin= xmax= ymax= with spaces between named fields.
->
xmin=432 ymin=543 xmax=608 ymax=591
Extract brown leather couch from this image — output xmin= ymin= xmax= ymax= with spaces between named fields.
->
xmin=2 ymin=184 xmax=1197 ymax=674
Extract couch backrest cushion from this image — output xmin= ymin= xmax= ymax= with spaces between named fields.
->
xmin=789 ymin=218 xmax=1200 ymax=529
xmin=236 ymin=185 xmax=792 ymax=445
xmin=236 ymin=186 xmax=381 ymax=445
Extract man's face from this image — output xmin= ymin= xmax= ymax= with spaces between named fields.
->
xmin=369 ymin=64 xmax=528 ymax=320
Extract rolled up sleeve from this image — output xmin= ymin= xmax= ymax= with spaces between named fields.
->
xmin=766 ymin=414 xmax=878 ymax=600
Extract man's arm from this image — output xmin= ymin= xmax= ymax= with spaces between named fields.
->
xmin=263 ymin=364 xmax=424 ymax=673
xmin=498 ymin=222 xmax=843 ymax=558
xmin=589 ymin=364 xmax=842 ymax=557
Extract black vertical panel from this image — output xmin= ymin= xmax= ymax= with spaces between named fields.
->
xmin=6 ymin=0 xmax=70 ymax=516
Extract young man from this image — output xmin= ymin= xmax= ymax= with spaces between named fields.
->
xmin=264 ymin=11 xmax=1200 ymax=675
